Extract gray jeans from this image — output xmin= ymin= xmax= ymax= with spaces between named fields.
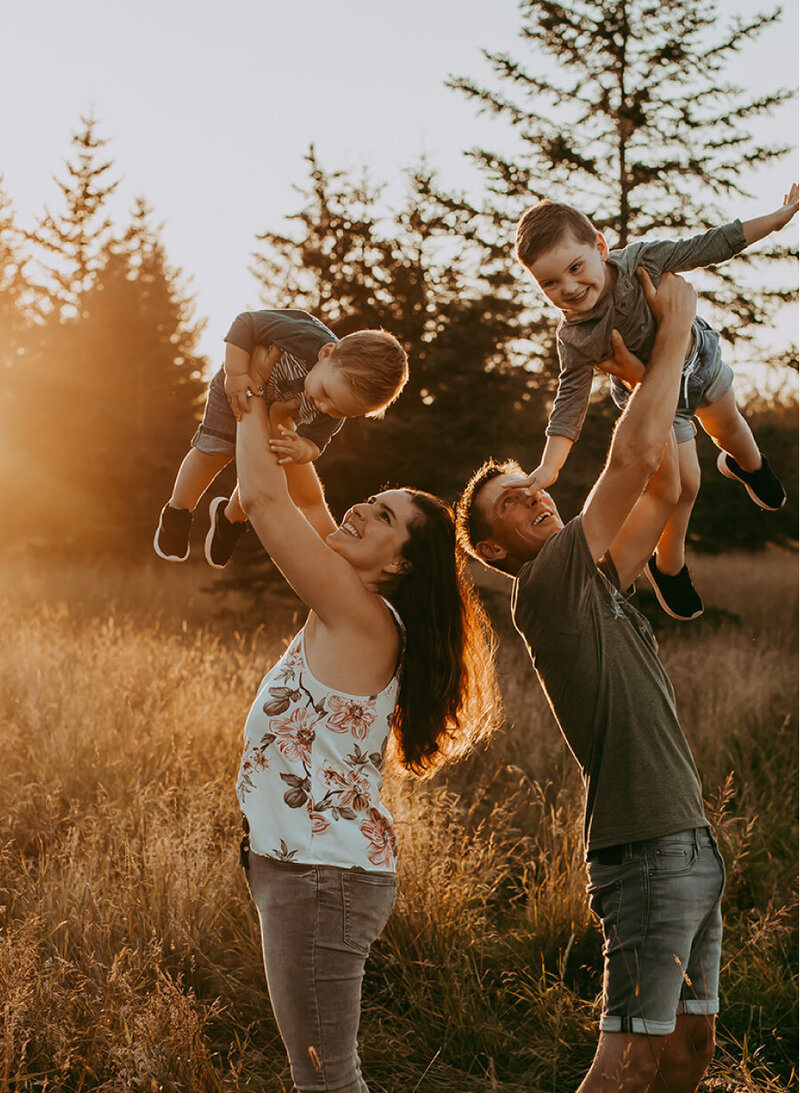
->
xmin=245 ymin=851 xmax=397 ymax=1092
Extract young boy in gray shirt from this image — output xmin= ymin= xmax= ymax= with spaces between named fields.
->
xmin=515 ymin=186 xmax=797 ymax=619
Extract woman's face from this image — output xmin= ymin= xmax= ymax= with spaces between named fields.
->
xmin=327 ymin=489 xmax=418 ymax=578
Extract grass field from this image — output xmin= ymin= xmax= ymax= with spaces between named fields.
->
xmin=0 ymin=549 xmax=796 ymax=1092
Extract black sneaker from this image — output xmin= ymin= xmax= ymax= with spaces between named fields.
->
xmin=645 ymin=557 xmax=704 ymax=621
xmin=154 ymin=504 xmax=192 ymax=562
xmin=717 ymin=452 xmax=786 ymax=511
xmin=205 ymin=497 xmax=247 ymax=569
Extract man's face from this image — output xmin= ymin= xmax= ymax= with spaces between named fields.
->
xmin=475 ymin=473 xmax=563 ymax=571
xmin=529 ymin=231 xmax=612 ymax=316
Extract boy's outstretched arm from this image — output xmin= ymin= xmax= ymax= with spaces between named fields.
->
xmin=526 ymin=435 xmax=573 ymax=493
xmin=529 ymin=331 xmax=647 ymax=493
xmin=742 ymin=184 xmax=799 ymax=247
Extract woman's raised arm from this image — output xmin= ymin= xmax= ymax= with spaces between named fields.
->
xmin=235 ymin=395 xmax=386 ymax=632
xmin=266 ymin=404 xmax=338 ymax=541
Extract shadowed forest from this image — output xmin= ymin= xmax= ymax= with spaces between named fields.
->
xmin=0 ymin=0 xmax=797 ymax=1089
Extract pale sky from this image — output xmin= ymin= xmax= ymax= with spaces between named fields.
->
xmin=3 ymin=0 xmax=798 ymax=371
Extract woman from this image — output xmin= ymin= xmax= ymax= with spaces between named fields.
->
xmin=234 ymin=394 xmax=500 ymax=1092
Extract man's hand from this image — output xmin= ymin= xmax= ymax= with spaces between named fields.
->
xmin=596 ymin=330 xmax=646 ymax=388
xmin=268 ymin=424 xmax=320 ymax=465
xmin=637 ymin=268 xmax=697 ymax=331
xmin=225 ymin=372 xmax=258 ymax=421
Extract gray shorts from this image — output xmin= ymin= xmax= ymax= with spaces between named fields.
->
xmin=586 ymin=826 xmax=725 ymax=1036
xmin=612 ymin=317 xmax=734 ymax=444
xmin=191 ymin=366 xmax=237 ymax=455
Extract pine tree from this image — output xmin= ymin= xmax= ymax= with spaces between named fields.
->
xmin=217 ymin=149 xmax=542 ymax=594
xmin=448 ymin=0 xmax=797 ymax=345
xmin=6 ymin=181 xmax=208 ymax=551
xmin=0 ymin=180 xmax=33 ymax=370
xmin=0 ymin=180 xmax=40 ymax=527
xmin=249 ymin=150 xmax=542 ymax=511
xmin=29 ymin=110 xmax=119 ymax=318
xmin=251 ymin=146 xmax=415 ymax=334
xmin=54 ymin=199 xmax=208 ymax=548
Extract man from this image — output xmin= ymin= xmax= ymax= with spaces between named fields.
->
xmin=456 ymin=272 xmax=725 ymax=1092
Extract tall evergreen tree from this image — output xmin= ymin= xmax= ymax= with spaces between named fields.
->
xmin=29 ymin=110 xmax=119 ymax=318
xmin=251 ymin=146 xmax=418 ymax=335
xmin=46 ymin=199 xmax=208 ymax=548
xmin=220 ymin=150 xmax=540 ymax=594
xmin=0 ymin=180 xmax=39 ymax=520
xmin=6 ymin=167 xmax=207 ymax=551
xmin=0 ymin=180 xmax=33 ymax=370
xmin=248 ymin=150 xmax=542 ymax=510
xmin=448 ymin=0 xmax=796 ymax=345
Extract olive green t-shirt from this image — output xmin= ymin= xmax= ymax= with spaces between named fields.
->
xmin=511 ymin=517 xmax=707 ymax=851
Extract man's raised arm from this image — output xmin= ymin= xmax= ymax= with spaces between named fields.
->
xmin=581 ymin=271 xmax=696 ymax=564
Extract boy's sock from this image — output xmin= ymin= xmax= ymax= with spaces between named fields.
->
xmin=716 ymin=452 xmax=786 ymax=511
xmin=205 ymin=496 xmax=248 ymax=569
xmin=645 ymin=557 xmax=704 ymax=621
xmin=154 ymin=504 xmax=192 ymax=562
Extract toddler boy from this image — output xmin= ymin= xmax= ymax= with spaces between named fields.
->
xmin=155 ymin=308 xmax=408 ymax=568
xmin=515 ymin=187 xmax=797 ymax=619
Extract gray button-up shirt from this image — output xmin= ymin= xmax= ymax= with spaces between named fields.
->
xmin=547 ymin=220 xmax=746 ymax=440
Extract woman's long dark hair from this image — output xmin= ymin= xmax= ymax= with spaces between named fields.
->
xmin=384 ymin=490 xmax=502 ymax=776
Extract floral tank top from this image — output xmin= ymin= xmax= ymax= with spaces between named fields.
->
xmin=237 ymin=601 xmax=403 ymax=872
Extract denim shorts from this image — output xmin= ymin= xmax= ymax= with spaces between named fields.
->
xmin=191 ymin=366 xmax=237 ymax=455
xmin=245 ymin=851 xmax=397 ymax=1092
xmin=586 ymin=826 xmax=725 ymax=1036
xmin=611 ymin=317 xmax=734 ymax=444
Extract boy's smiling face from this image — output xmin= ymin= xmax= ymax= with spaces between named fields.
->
xmin=529 ymin=231 xmax=613 ymax=317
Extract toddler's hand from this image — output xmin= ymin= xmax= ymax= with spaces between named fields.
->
xmin=773 ymin=183 xmax=799 ymax=230
xmin=268 ymin=424 xmax=320 ymax=465
xmin=596 ymin=330 xmax=646 ymax=387
xmin=524 ymin=464 xmax=559 ymax=493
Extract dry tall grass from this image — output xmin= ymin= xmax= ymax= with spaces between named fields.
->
xmin=1 ymin=551 xmax=796 ymax=1092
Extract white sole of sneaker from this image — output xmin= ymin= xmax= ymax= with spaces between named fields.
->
xmin=153 ymin=519 xmax=190 ymax=562
xmin=644 ymin=565 xmax=704 ymax=621
xmin=204 ymin=496 xmax=229 ymax=569
xmin=716 ymin=452 xmax=785 ymax=511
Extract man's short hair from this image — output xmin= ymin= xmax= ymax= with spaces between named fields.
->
xmin=330 ymin=330 xmax=409 ymax=417
xmin=515 ymin=200 xmax=598 ymax=271
xmin=456 ymin=457 xmax=523 ymax=573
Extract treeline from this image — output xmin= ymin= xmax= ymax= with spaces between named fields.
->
xmin=1 ymin=0 xmax=797 ymax=563
xmin=0 ymin=116 xmax=207 ymax=553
